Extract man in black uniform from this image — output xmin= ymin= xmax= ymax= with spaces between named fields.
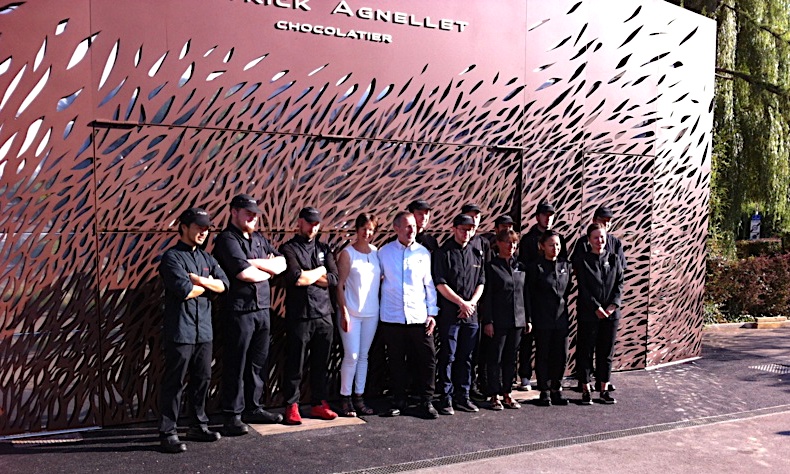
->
xmin=570 ymin=205 xmax=626 ymax=392
xmin=433 ymin=214 xmax=486 ymax=414
xmin=481 ymin=214 xmax=516 ymax=256
xmin=517 ymin=200 xmax=568 ymax=391
xmin=158 ymin=208 xmax=229 ymax=453
xmin=213 ymin=194 xmax=286 ymax=436
xmin=409 ymin=199 xmax=440 ymax=253
xmin=280 ymin=207 xmax=339 ymax=425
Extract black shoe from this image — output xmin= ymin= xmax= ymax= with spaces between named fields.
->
xmin=469 ymin=386 xmax=486 ymax=402
xmin=384 ymin=399 xmax=406 ymax=417
xmin=421 ymin=401 xmax=439 ymax=419
xmin=160 ymin=434 xmax=186 ymax=453
xmin=223 ymin=417 xmax=250 ymax=436
xmin=454 ymin=399 xmax=479 ymax=413
xmin=438 ymin=399 xmax=454 ymax=416
xmin=537 ymin=390 xmax=552 ymax=407
xmin=599 ymin=391 xmax=617 ymax=404
xmin=185 ymin=426 xmax=221 ymax=442
xmin=550 ymin=391 xmax=569 ymax=406
xmin=581 ymin=391 xmax=592 ymax=405
xmin=244 ymin=408 xmax=283 ymax=424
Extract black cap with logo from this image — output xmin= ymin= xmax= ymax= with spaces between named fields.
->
xmin=298 ymin=207 xmax=322 ymax=223
xmin=230 ymin=194 xmax=263 ymax=214
xmin=178 ymin=207 xmax=212 ymax=227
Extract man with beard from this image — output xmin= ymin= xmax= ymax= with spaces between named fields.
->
xmin=280 ymin=207 xmax=339 ymax=424
xmin=158 ymin=208 xmax=229 ymax=453
xmin=213 ymin=194 xmax=287 ymax=436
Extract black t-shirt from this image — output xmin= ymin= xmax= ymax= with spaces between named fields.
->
xmin=432 ymin=238 xmax=486 ymax=323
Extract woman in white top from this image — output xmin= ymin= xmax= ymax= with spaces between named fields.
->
xmin=336 ymin=213 xmax=381 ymax=416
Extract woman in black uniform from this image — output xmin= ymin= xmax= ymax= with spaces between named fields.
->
xmin=526 ymin=229 xmax=573 ymax=407
xmin=481 ymin=229 xmax=528 ymax=410
xmin=575 ymin=223 xmax=624 ymax=405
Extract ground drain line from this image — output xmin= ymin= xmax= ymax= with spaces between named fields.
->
xmin=338 ymin=404 xmax=790 ymax=474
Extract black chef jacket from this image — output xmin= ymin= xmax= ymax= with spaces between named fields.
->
xmin=213 ymin=224 xmax=281 ymax=312
xmin=525 ymin=257 xmax=572 ymax=330
xmin=576 ymin=250 xmax=624 ymax=322
xmin=518 ymin=224 xmax=568 ymax=265
xmin=433 ymin=238 xmax=486 ymax=324
xmin=159 ymin=240 xmax=230 ymax=344
xmin=480 ymin=256 xmax=527 ymax=329
xmin=280 ymin=234 xmax=338 ymax=321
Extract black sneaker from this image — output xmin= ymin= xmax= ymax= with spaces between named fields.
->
xmin=160 ymin=434 xmax=186 ymax=453
xmin=438 ymin=399 xmax=454 ymax=416
xmin=454 ymin=399 xmax=479 ymax=413
xmin=581 ymin=391 xmax=593 ymax=405
xmin=421 ymin=401 xmax=439 ymax=419
xmin=244 ymin=408 xmax=283 ymax=424
xmin=384 ymin=399 xmax=406 ymax=417
xmin=185 ymin=426 xmax=221 ymax=442
xmin=550 ymin=391 xmax=569 ymax=406
xmin=599 ymin=391 xmax=617 ymax=404
xmin=537 ymin=390 xmax=552 ymax=407
xmin=223 ymin=417 xmax=250 ymax=436
xmin=469 ymin=386 xmax=486 ymax=402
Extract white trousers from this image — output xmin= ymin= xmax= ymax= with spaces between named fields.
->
xmin=338 ymin=315 xmax=379 ymax=396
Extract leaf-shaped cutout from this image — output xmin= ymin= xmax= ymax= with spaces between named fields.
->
xmin=67 ymin=33 xmax=97 ymax=70
xmin=148 ymin=52 xmax=167 ymax=77
xmin=17 ymin=67 xmax=50 ymax=117
xmin=99 ymin=40 xmax=119 ymax=90
xmin=18 ymin=118 xmax=43 ymax=158
xmin=179 ymin=40 xmax=190 ymax=60
xmin=244 ymin=54 xmax=268 ymax=71
xmin=34 ymin=38 xmax=46 ymax=72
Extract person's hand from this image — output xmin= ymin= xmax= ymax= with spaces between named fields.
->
xmin=188 ymin=273 xmax=201 ymax=285
xmin=596 ymin=307 xmax=608 ymax=319
xmin=425 ymin=316 xmax=436 ymax=335
xmin=606 ymin=304 xmax=617 ymax=316
xmin=340 ymin=312 xmax=351 ymax=333
xmin=458 ymin=300 xmax=475 ymax=319
xmin=483 ymin=323 xmax=494 ymax=338
xmin=526 ymin=322 xmax=533 ymax=333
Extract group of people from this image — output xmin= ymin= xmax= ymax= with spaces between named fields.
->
xmin=156 ymin=194 xmax=625 ymax=453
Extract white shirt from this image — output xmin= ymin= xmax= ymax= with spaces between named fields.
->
xmin=378 ymin=240 xmax=438 ymax=324
xmin=342 ymin=245 xmax=381 ymax=318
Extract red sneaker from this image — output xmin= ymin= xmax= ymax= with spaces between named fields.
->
xmin=284 ymin=403 xmax=302 ymax=425
xmin=309 ymin=401 xmax=338 ymax=420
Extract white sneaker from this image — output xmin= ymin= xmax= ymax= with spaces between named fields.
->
xmin=518 ymin=379 xmax=532 ymax=391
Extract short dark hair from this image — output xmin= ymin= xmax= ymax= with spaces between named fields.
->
xmin=355 ymin=212 xmax=378 ymax=230
xmin=586 ymin=222 xmax=606 ymax=237
xmin=539 ymin=229 xmax=561 ymax=245
xmin=393 ymin=211 xmax=412 ymax=227
xmin=496 ymin=229 xmax=519 ymax=243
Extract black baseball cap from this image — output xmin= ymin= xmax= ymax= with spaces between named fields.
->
xmin=453 ymin=214 xmax=476 ymax=226
xmin=298 ymin=206 xmax=322 ymax=223
xmin=535 ymin=200 xmax=556 ymax=215
xmin=594 ymin=205 xmax=615 ymax=219
xmin=494 ymin=214 xmax=515 ymax=226
xmin=230 ymin=194 xmax=263 ymax=214
xmin=461 ymin=203 xmax=481 ymax=214
xmin=407 ymin=199 xmax=433 ymax=212
xmin=178 ymin=207 xmax=211 ymax=227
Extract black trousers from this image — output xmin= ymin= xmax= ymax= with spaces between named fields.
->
xmin=158 ymin=340 xmax=212 ymax=435
xmin=283 ymin=317 xmax=333 ymax=405
xmin=221 ymin=309 xmax=272 ymax=416
xmin=472 ymin=328 xmax=490 ymax=392
xmin=518 ymin=331 xmax=533 ymax=381
xmin=437 ymin=317 xmax=479 ymax=402
xmin=380 ymin=322 xmax=436 ymax=402
xmin=486 ymin=327 xmax=522 ymax=396
xmin=576 ymin=318 xmax=620 ymax=385
xmin=533 ymin=326 xmax=569 ymax=391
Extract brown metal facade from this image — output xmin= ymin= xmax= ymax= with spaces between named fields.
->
xmin=0 ymin=0 xmax=714 ymax=435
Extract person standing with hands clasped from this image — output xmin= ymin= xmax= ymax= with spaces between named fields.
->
xmin=158 ymin=208 xmax=229 ymax=453
xmin=575 ymin=223 xmax=624 ymax=405
xmin=480 ymin=229 xmax=527 ymax=411
xmin=336 ymin=213 xmax=381 ymax=417
xmin=433 ymin=214 xmax=486 ymax=415
xmin=526 ymin=230 xmax=572 ymax=407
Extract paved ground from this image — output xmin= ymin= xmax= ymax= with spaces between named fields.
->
xmin=2 ymin=326 xmax=789 ymax=474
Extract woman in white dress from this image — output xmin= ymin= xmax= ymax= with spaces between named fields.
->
xmin=336 ymin=213 xmax=381 ymax=416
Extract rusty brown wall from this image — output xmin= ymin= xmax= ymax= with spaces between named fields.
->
xmin=0 ymin=0 xmax=714 ymax=435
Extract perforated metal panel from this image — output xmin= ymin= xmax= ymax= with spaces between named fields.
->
xmin=0 ymin=0 xmax=714 ymax=435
